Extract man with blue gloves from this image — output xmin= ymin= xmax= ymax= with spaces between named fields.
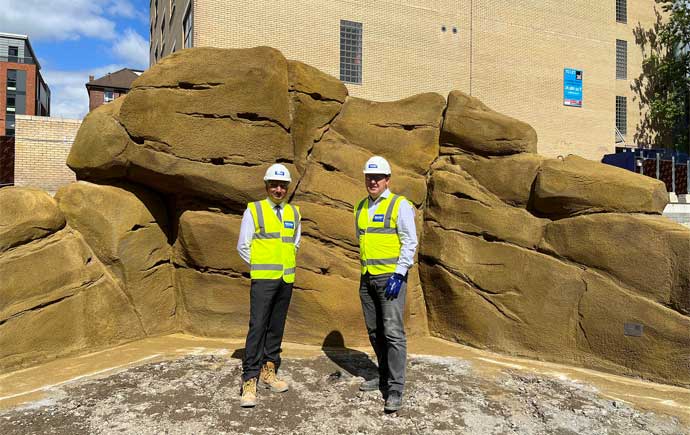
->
xmin=354 ymin=156 xmax=418 ymax=412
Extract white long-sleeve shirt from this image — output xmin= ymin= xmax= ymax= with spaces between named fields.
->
xmin=236 ymin=198 xmax=301 ymax=265
xmin=359 ymin=188 xmax=418 ymax=276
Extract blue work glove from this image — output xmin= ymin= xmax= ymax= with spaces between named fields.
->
xmin=384 ymin=273 xmax=405 ymax=300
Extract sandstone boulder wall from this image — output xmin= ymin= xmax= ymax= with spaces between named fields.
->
xmin=441 ymin=90 xmax=538 ymax=155
xmin=1 ymin=46 xmax=687 ymax=388
xmin=533 ymin=155 xmax=668 ymax=218
xmin=0 ymin=224 xmax=145 ymax=371
xmin=56 ymin=181 xmax=176 ymax=335
xmin=0 ymin=187 xmax=65 ymax=253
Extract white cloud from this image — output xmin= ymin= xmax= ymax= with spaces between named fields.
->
xmin=107 ymin=0 xmax=148 ymax=22
xmin=43 ymin=64 xmax=126 ymax=119
xmin=113 ymin=29 xmax=149 ymax=69
xmin=0 ymin=0 xmax=121 ymax=41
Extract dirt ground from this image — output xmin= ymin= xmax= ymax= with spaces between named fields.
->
xmin=1 ymin=349 xmax=688 ymax=435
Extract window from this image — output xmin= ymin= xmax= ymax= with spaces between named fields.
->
xmin=6 ymin=94 xmax=15 ymax=110
xmin=616 ymin=39 xmax=627 ymax=79
xmin=616 ymin=0 xmax=627 ymax=24
xmin=155 ymin=45 xmax=159 ymax=61
xmin=104 ymin=90 xmax=115 ymax=103
xmin=340 ymin=20 xmax=363 ymax=84
xmin=5 ymin=114 xmax=15 ymax=137
xmin=171 ymin=39 xmax=176 ymax=54
xmin=8 ymin=46 xmax=18 ymax=62
xmin=161 ymin=12 xmax=166 ymax=37
xmin=183 ymin=4 xmax=193 ymax=48
xmin=616 ymin=96 xmax=627 ymax=136
xmin=170 ymin=0 xmax=175 ymax=21
xmin=7 ymin=70 xmax=16 ymax=90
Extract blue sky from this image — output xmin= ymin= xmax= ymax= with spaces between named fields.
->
xmin=1 ymin=0 xmax=150 ymax=119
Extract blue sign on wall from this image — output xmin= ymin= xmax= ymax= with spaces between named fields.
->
xmin=563 ymin=68 xmax=583 ymax=107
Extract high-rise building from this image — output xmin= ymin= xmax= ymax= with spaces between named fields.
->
xmin=149 ymin=0 xmax=659 ymax=160
xmin=0 ymin=33 xmax=50 ymax=137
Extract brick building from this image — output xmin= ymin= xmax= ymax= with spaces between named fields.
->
xmin=0 ymin=33 xmax=50 ymax=137
xmin=0 ymin=33 xmax=50 ymax=187
xmin=149 ymin=0 xmax=661 ymax=160
xmin=86 ymin=68 xmax=142 ymax=112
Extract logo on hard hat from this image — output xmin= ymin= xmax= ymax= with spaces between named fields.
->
xmin=276 ymin=171 xmax=285 ymax=175
xmin=368 ymin=164 xmax=378 ymax=168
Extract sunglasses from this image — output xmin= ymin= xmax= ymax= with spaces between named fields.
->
xmin=365 ymin=174 xmax=388 ymax=182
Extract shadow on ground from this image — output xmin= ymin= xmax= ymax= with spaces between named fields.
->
xmin=321 ymin=330 xmax=378 ymax=382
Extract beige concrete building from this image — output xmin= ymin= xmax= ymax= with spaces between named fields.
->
xmin=150 ymin=0 xmax=659 ymax=160
xmin=14 ymin=115 xmax=79 ymax=194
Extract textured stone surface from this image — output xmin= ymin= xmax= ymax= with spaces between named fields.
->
xmin=55 ymin=182 xmax=175 ymax=335
xmin=540 ymin=213 xmax=690 ymax=314
xmin=330 ymin=93 xmax=445 ymax=175
xmin=427 ymin=161 xmax=547 ymax=249
xmin=578 ymin=273 xmax=690 ymax=385
xmin=441 ymin=90 xmax=538 ymax=155
xmin=0 ymin=228 xmax=144 ymax=370
xmin=67 ymin=97 xmax=131 ymax=179
xmin=449 ymin=152 xmax=544 ymax=207
xmin=69 ymin=46 xmax=295 ymax=209
xmin=174 ymin=210 xmax=244 ymax=273
xmin=533 ymin=155 xmax=668 ymax=218
xmin=0 ymin=187 xmax=65 ymax=254
xmin=420 ymin=222 xmax=585 ymax=360
xmin=175 ymin=268 xmax=249 ymax=338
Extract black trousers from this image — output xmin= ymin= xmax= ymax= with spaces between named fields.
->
xmin=242 ymin=278 xmax=293 ymax=382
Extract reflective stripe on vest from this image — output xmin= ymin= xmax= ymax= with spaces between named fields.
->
xmin=355 ymin=194 xmax=404 ymax=275
xmin=249 ymin=199 xmax=300 ymax=283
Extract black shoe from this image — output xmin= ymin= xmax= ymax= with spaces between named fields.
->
xmin=384 ymin=390 xmax=403 ymax=412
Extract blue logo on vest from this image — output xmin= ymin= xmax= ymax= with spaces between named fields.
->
xmin=368 ymin=164 xmax=378 ymax=168
xmin=284 ymin=221 xmax=295 ymax=229
xmin=373 ymin=214 xmax=385 ymax=222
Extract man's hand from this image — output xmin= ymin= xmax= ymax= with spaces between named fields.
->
xmin=384 ymin=273 xmax=405 ymax=300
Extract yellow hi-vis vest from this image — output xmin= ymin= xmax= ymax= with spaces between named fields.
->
xmin=355 ymin=194 xmax=405 ymax=275
xmin=248 ymin=199 xmax=300 ymax=283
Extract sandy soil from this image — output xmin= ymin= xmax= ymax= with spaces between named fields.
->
xmin=1 ymin=349 xmax=688 ymax=435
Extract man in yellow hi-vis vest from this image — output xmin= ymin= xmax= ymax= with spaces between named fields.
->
xmin=354 ymin=156 xmax=418 ymax=413
xmin=236 ymin=163 xmax=301 ymax=408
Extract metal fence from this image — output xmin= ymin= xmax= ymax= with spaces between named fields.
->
xmin=0 ymin=136 xmax=14 ymax=187
xmin=638 ymin=153 xmax=689 ymax=194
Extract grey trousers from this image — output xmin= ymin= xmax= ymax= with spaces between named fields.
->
xmin=359 ymin=272 xmax=407 ymax=393
xmin=242 ymin=278 xmax=293 ymax=382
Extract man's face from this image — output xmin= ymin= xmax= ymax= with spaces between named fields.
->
xmin=365 ymin=173 xmax=390 ymax=198
xmin=266 ymin=180 xmax=289 ymax=202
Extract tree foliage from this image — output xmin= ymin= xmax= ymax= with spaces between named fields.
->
xmin=635 ymin=1 xmax=690 ymax=151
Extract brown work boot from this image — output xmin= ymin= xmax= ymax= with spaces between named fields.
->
xmin=240 ymin=377 xmax=257 ymax=408
xmin=259 ymin=362 xmax=289 ymax=392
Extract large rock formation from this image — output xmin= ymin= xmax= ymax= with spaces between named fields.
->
xmin=1 ymin=46 xmax=687 ymax=389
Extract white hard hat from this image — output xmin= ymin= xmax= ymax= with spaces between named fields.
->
xmin=264 ymin=163 xmax=292 ymax=182
xmin=363 ymin=156 xmax=392 ymax=175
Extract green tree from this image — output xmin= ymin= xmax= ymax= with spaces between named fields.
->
xmin=634 ymin=0 xmax=690 ymax=152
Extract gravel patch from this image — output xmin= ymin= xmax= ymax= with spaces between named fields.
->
xmin=1 ymin=351 xmax=687 ymax=435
